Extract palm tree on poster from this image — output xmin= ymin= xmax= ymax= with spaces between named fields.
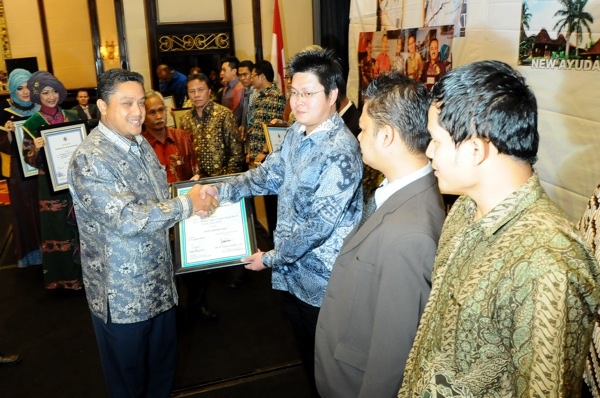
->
xmin=521 ymin=2 xmax=532 ymax=36
xmin=553 ymin=0 xmax=594 ymax=58
xmin=519 ymin=1 xmax=532 ymax=65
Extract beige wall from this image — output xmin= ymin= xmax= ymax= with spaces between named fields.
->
xmin=3 ymin=0 xmax=314 ymax=89
xmin=4 ymin=0 xmax=118 ymax=88
xmin=4 ymin=0 xmax=47 ymax=70
xmin=44 ymin=0 xmax=96 ymax=88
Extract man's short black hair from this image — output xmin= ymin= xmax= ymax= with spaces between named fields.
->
xmin=254 ymin=60 xmax=275 ymax=83
xmin=363 ymin=71 xmax=430 ymax=154
xmin=98 ymin=69 xmax=144 ymax=103
xmin=238 ymin=60 xmax=255 ymax=71
xmin=431 ymin=60 xmax=539 ymax=164
xmin=221 ymin=56 xmax=240 ymax=71
xmin=187 ymin=73 xmax=211 ymax=87
xmin=288 ymin=48 xmax=343 ymax=99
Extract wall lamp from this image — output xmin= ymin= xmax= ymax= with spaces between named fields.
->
xmin=100 ymin=41 xmax=119 ymax=60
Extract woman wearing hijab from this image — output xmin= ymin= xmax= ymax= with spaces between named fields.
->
xmin=22 ymin=71 xmax=82 ymax=290
xmin=0 ymin=68 xmax=42 ymax=267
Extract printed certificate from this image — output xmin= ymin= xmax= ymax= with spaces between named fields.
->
xmin=263 ymin=123 xmax=289 ymax=153
xmin=40 ymin=122 xmax=87 ymax=191
xmin=173 ymin=176 xmax=257 ymax=274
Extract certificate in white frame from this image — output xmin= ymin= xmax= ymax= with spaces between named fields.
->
xmin=40 ymin=122 xmax=87 ymax=191
xmin=163 ymin=96 xmax=176 ymax=128
xmin=263 ymin=123 xmax=289 ymax=153
xmin=14 ymin=120 xmax=38 ymax=177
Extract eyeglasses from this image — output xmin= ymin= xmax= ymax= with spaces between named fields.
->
xmin=289 ymin=90 xmax=325 ymax=100
xmin=250 ymin=73 xmax=258 ymax=78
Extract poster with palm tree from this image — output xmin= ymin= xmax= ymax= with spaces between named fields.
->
xmin=519 ymin=0 xmax=600 ymax=70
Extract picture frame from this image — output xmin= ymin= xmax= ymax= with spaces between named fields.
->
xmin=14 ymin=120 xmax=38 ymax=177
xmin=172 ymin=174 xmax=257 ymax=274
xmin=163 ymin=96 xmax=176 ymax=128
xmin=39 ymin=121 xmax=87 ymax=191
xmin=172 ymin=108 xmax=191 ymax=129
xmin=262 ymin=123 xmax=289 ymax=153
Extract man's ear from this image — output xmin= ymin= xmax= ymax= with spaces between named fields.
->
xmin=470 ymin=137 xmax=491 ymax=166
xmin=379 ymin=125 xmax=395 ymax=148
xmin=327 ymin=88 xmax=338 ymax=106
xmin=97 ymin=99 xmax=107 ymax=115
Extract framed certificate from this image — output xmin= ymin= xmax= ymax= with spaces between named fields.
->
xmin=14 ymin=120 xmax=39 ymax=177
xmin=263 ymin=123 xmax=289 ymax=153
xmin=163 ymin=96 xmax=176 ymax=128
xmin=40 ymin=121 xmax=87 ymax=191
xmin=172 ymin=175 xmax=257 ymax=274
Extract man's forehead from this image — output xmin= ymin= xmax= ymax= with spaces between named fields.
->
xmin=110 ymin=81 xmax=145 ymax=99
xmin=145 ymin=96 xmax=164 ymax=108
xmin=189 ymin=79 xmax=209 ymax=89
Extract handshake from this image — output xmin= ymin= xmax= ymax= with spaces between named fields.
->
xmin=187 ymin=183 xmax=219 ymax=218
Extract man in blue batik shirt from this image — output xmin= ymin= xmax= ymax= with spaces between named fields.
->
xmin=200 ymin=48 xmax=363 ymax=397
xmin=68 ymin=69 xmax=217 ymax=397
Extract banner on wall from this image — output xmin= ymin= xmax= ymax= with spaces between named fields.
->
xmin=424 ymin=0 xmax=467 ymax=37
xmin=378 ymin=0 xmax=403 ymax=31
xmin=519 ymin=0 xmax=600 ymax=71
xmin=358 ymin=25 xmax=454 ymax=102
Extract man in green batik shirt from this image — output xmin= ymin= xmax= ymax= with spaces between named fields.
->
xmin=180 ymin=73 xmax=244 ymax=177
xmin=399 ymin=60 xmax=600 ymax=397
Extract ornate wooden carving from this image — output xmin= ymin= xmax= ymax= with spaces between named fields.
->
xmin=157 ymin=33 xmax=230 ymax=52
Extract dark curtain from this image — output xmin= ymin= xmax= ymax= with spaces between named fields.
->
xmin=319 ymin=0 xmax=351 ymax=82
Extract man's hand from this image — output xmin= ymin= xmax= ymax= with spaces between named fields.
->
xmin=187 ymin=184 xmax=219 ymax=217
xmin=242 ymin=250 xmax=266 ymax=271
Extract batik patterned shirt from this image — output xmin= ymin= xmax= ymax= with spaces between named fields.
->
xmin=179 ymin=101 xmax=244 ymax=177
xmin=399 ymin=173 xmax=600 ymax=397
xmin=218 ymin=112 xmax=363 ymax=307
xmin=247 ymin=84 xmax=286 ymax=159
xmin=68 ymin=122 xmax=194 ymax=323
xmin=577 ymin=184 xmax=600 ymax=395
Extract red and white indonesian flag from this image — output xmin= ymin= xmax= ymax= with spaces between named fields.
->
xmin=270 ymin=0 xmax=286 ymax=96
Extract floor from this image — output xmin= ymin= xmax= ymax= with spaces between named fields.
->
xmin=0 ymin=200 xmax=311 ymax=397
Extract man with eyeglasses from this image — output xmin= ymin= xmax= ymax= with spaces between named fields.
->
xmin=246 ymin=60 xmax=286 ymax=165
xmin=179 ymin=73 xmax=244 ymax=178
xmin=315 ymin=71 xmax=445 ymax=398
xmin=198 ymin=48 xmax=363 ymax=397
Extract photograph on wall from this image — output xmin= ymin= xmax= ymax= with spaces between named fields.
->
xmin=424 ymin=0 xmax=467 ymax=37
xmin=519 ymin=0 xmax=600 ymax=70
xmin=358 ymin=25 xmax=454 ymax=104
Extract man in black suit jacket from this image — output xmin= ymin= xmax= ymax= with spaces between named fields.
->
xmin=315 ymin=71 xmax=446 ymax=398
xmin=71 ymin=89 xmax=100 ymax=121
